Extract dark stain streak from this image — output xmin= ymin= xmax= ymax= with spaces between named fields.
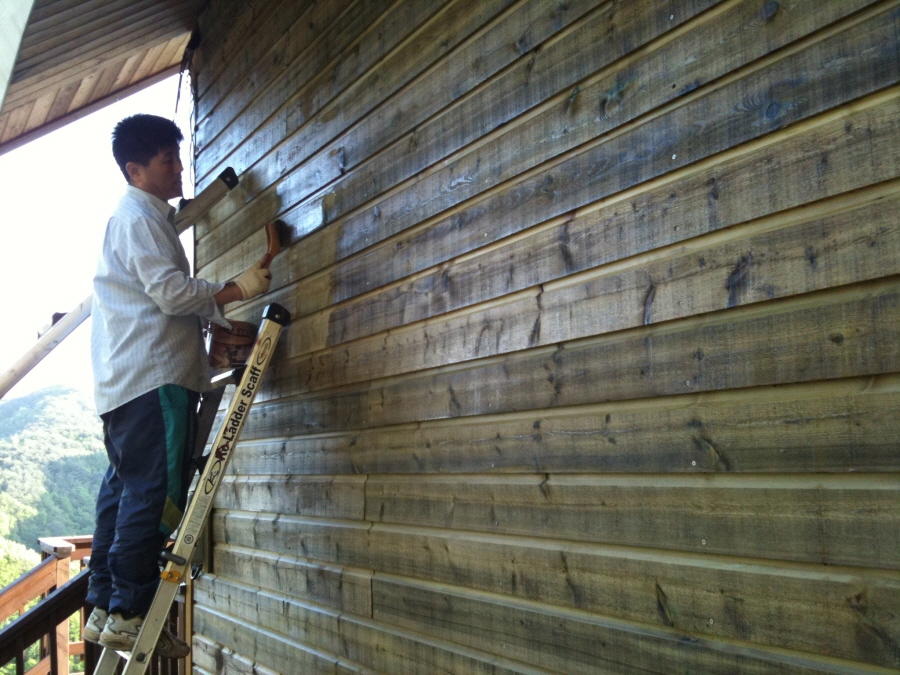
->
xmin=529 ymin=286 xmax=544 ymax=347
xmin=817 ymin=153 xmax=829 ymax=180
xmin=656 ymin=582 xmax=675 ymax=627
xmin=726 ymin=253 xmax=753 ymax=308
xmin=805 ymin=246 xmax=818 ymax=270
xmin=677 ymin=79 xmax=701 ymax=97
xmin=762 ymin=1 xmax=780 ymax=21
xmin=538 ymin=474 xmax=550 ymax=499
xmin=558 ymin=222 xmax=576 ymax=272
xmin=643 ymin=283 xmax=656 ymax=325
xmin=561 ymin=552 xmax=585 ymax=607
xmin=529 ymin=316 xmax=542 ymax=347
xmin=694 ymin=436 xmax=730 ymax=471
xmin=847 ymin=589 xmax=900 ymax=658
xmin=598 ymin=77 xmax=628 ymax=119
xmin=565 ymin=86 xmax=580 ymax=113
xmin=448 ymin=385 xmax=461 ymax=417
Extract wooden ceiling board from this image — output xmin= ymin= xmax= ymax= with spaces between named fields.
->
xmin=10 ymin=4 xmax=195 ymax=88
xmin=0 ymin=0 xmax=205 ymax=156
xmin=20 ymin=0 xmax=158 ymax=52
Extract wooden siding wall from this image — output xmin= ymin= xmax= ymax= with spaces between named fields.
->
xmin=190 ymin=1 xmax=900 ymax=673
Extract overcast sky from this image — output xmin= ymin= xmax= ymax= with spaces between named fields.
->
xmin=0 ymin=75 xmax=194 ymax=402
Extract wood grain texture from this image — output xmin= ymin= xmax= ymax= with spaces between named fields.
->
xmin=273 ymin=180 xmax=900 ymax=394
xmin=195 ymin=0 xmax=317 ymax=124
xmin=192 ymin=635 xmax=283 ymax=675
xmin=226 ymin=277 xmax=900 ymax=436
xmin=194 ymin=0 xmax=717 ymax=271
xmin=277 ymin=85 xmax=900 ymax=354
xmin=196 ymin=0 xmax=887 ymax=290
xmin=371 ymin=576 xmax=899 ymax=674
xmin=213 ymin=511 xmax=900 ymax=667
xmin=225 ymin=375 xmax=900 ymax=476
xmin=194 ymin=605 xmax=345 ymax=675
xmin=194 ymin=575 xmax=552 ymax=675
xmin=196 ymin=0 xmax=402 ymax=169
xmin=365 ymin=473 xmax=900 ymax=567
xmin=194 ymin=0 xmax=490 ymax=184
xmin=298 ymin=0 xmax=876 ymax=269
xmin=213 ymin=475 xmax=365 ymax=520
xmin=192 ymin=0 xmax=900 ymax=672
xmin=193 ymin=0 xmax=660 ymax=259
xmin=212 ymin=544 xmax=373 ymax=617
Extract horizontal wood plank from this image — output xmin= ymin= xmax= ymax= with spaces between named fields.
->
xmin=194 ymin=576 xmax=551 ymax=675
xmin=197 ymin=572 xmax=893 ymax=674
xmin=197 ymin=0 xmax=890 ymax=294
xmin=192 ymin=635 xmax=283 ymax=675
xmin=194 ymin=0 xmax=654 ymax=258
xmin=213 ymin=511 xmax=900 ymax=666
xmin=194 ymin=0 xmax=497 ymax=185
xmin=214 ymin=475 xmax=365 ymax=519
xmin=275 ymin=179 xmax=900 ymax=394
xmin=311 ymin=0 xmax=876 ymax=264
xmin=265 ymin=1 xmax=900 ymax=316
xmin=365 ymin=473 xmax=900 ymax=567
xmin=372 ymin=575 xmax=899 ymax=674
xmin=224 ymin=374 xmax=900 ymax=476
xmin=194 ymin=605 xmax=345 ymax=674
xmin=212 ymin=544 xmax=372 ymax=617
xmin=230 ymin=277 xmax=900 ymax=435
xmin=195 ymin=0 xmax=316 ymax=123
xmin=277 ymin=83 xmax=900 ymax=355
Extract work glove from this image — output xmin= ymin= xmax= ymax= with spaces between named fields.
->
xmin=234 ymin=261 xmax=272 ymax=300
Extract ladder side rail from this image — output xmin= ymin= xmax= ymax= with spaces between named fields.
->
xmin=95 ymin=305 xmax=288 ymax=675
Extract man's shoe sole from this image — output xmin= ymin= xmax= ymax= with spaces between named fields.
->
xmin=99 ymin=634 xmax=136 ymax=651
xmin=82 ymin=628 xmax=102 ymax=644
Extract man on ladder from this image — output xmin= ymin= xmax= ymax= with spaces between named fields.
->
xmin=82 ymin=114 xmax=272 ymax=658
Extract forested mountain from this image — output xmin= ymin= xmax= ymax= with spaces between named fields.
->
xmin=0 ymin=387 xmax=105 ymax=672
xmin=0 ymin=387 xmax=106 ymax=584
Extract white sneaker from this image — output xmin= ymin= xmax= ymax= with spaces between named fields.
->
xmin=83 ymin=607 xmax=107 ymax=643
xmin=99 ymin=612 xmax=141 ymax=651
xmin=99 ymin=612 xmax=191 ymax=659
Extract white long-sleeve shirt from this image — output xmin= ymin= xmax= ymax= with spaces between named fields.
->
xmin=91 ymin=185 xmax=226 ymax=414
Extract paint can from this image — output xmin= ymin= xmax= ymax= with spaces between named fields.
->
xmin=208 ymin=320 xmax=258 ymax=369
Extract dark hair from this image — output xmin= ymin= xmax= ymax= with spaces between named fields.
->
xmin=111 ymin=114 xmax=183 ymax=182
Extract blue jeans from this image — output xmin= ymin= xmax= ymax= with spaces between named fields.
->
xmin=87 ymin=385 xmax=198 ymax=616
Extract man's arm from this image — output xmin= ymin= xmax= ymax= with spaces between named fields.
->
xmin=214 ymin=282 xmax=242 ymax=305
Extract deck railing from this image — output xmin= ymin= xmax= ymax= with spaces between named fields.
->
xmin=0 ymin=537 xmax=189 ymax=675
xmin=0 ymin=536 xmax=92 ymax=674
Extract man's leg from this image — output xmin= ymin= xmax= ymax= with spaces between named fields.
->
xmin=86 ymin=466 xmax=121 ymax=610
xmin=84 ymin=427 xmax=124 ymax=641
xmin=97 ymin=386 xmax=197 ymax=659
xmin=104 ymin=386 xmax=197 ymax=617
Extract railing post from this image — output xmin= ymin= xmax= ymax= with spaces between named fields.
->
xmin=39 ymin=538 xmax=74 ymax=675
